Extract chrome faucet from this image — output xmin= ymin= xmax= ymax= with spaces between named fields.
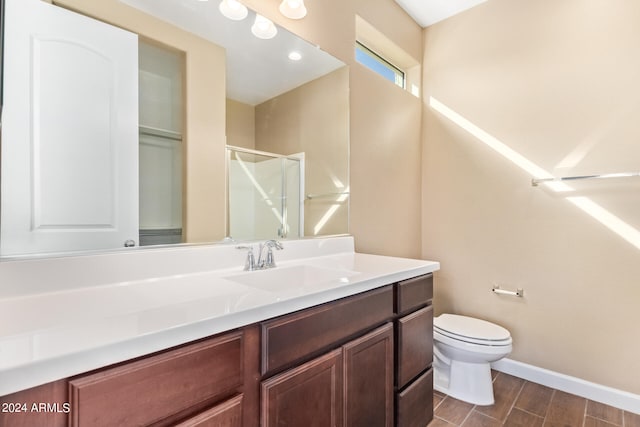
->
xmin=236 ymin=245 xmax=258 ymax=271
xmin=257 ymin=240 xmax=283 ymax=269
xmin=237 ymin=240 xmax=283 ymax=271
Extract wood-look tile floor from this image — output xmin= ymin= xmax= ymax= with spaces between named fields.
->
xmin=429 ymin=371 xmax=640 ymax=427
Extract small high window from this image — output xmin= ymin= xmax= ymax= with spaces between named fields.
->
xmin=355 ymin=41 xmax=405 ymax=89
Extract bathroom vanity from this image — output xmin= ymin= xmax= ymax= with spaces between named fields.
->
xmin=0 ymin=237 xmax=438 ymax=426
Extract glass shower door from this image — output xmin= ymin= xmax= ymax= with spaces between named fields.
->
xmin=227 ymin=147 xmax=303 ymax=241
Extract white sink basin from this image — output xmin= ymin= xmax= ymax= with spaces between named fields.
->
xmin=224 ymin=265 xmax=360 ymax=293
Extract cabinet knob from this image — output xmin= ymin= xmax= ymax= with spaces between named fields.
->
xmin=124 ymin=239 xmax=136 ymax=248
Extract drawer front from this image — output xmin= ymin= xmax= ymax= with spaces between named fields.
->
xmin=261 ymin=286 xmax=393 ymax=376
xmin=396 ymin=368 xmax=433 ymax=427
xmin=69 ymin=331 xmax=243 ymax=427
xmin=174 ymin=395 xmax=243 ymax=427
xmin=395 ymin=274 xmax=433 ymax=315
xmin=396 ymin=305 xmax=433 ymax=388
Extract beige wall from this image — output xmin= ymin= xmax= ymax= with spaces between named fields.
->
xmin=226 ymin=99 xmax=255 ymax=150
xmin=255 ymin=67 xmax=350 ymax=236
xmin=52 ymin=0 xmax=227 ymax=244
xmin=422 ymin=0 xmax=640 ymax=393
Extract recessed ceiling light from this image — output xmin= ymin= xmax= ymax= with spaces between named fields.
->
xmin=288 ymin=51 xmax=302 ymax=61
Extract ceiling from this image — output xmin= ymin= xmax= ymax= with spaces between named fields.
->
xmin=394 ymin=0 xmax=488 ymax=27
xmin=118 ymin=0 xmax=487 ymax=104
xmin=120 ymin=0 xmax=344 ymax=105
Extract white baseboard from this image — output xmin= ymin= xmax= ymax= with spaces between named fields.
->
xmin=491 ymin=358 xmax=640 ymax=415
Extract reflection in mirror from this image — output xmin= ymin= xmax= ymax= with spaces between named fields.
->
xmin=139 ymin=41 xmax=184 ymax=246
xmin=0 ymin=0 xmax=349 ymax=257
xmin=126 ymin=0 xmax=350 ymax=241
xmin=226 ymin=64 xmax=350 ymax=240
xmin=227 ymin=147 xmax=303 ymax=241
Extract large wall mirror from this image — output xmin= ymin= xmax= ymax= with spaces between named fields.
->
xmin=0 ymin=0 xmax=349 ymax=257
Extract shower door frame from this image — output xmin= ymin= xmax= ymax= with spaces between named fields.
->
xmin=225 ymin=145 xmax=305 ymax=240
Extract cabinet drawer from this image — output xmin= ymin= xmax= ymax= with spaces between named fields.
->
xmin=396 ymin=368 xmax=433 ymax=427
xmin=261 ymin=286 xmax=393 ymax=376
xmin=69 ymin=331 xmax=243 ymax=427
xmin=174 ymin=395 xmax=243 ymax=427
xmin=395 ymin=274 xmax=433 ymax=315
xmin=396 ymin=305 xmax=433 ymax=388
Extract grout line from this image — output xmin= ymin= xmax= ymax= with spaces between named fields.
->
xmin=545 ymin=389 xmax=557 ymax=426
xmin=503 ymin=378 xmax=527 ymax=423
xmin=583 ymin=396 xmax=588 ymax=427
xmin=433 ymin=394 xmax=445 ymax=412
xmin=458 ymin=407 xmax=474 ymax=427
xmin=515 ymin=406 xmax=546 ymax=422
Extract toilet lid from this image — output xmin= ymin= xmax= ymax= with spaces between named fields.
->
xmin=434 ymin=314 xmax=511 ymax=343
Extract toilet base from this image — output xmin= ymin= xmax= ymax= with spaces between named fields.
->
xmin=434 ymin=357 xmax=495 ymax=406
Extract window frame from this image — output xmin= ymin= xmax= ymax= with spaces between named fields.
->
xmin=355 ymin=41 xmax=406 ymax=89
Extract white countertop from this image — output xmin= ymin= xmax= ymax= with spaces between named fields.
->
xmin=0 ymin=236 xmax=439 ymax=396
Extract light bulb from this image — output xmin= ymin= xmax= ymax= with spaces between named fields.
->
xmin=251 ymin=14 xmax=277 ymax=39
xmin=219 ymin=0 xmax=248 ymax=21
xmin=279 ymin=0 xmax=307 ymax=19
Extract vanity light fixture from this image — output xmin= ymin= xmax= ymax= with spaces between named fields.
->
xmin=251 ymin=14 xmax=278 ymax=39
xmin=288 ymin=51 xmax=302 ymax=61
xmin=218 ymin=0 xmax=248 ymax=21
xmin=279 ymin=0 xmax=307 ymax=19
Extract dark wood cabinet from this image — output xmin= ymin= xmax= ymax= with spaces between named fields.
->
xmin=396 ymin=369 xmax=433 ymax=427
xmin=261 ymin=349 xmax=344 ymax=427
xmin=1 ymin=273 xmax=434 ymax=427
xmin=0 ymin=380 xmax=68 ymax=427
xmin=261 ymin=286 xmax=393 ymax=376
xmin=261 ymin=323 xmax=395 ymax=427
xmin=394 ymin=274 xmax=434 ymax=427
xmin=0 ymin=329 xmax=255 ymax=427
xmin=395 ymin=274 xmax=433 ymax=315
xmin=68 ymin=331 xmax=244 ymax=427
xmin=344 ymin=323 xmax=394 ymax=427
xmin=174 ymin=395 xmax=243 ymax=427
xmin=259 ymin=273 xmax=434 ymax=427
xmin=396 ymin=305 xmax=434 ymax=388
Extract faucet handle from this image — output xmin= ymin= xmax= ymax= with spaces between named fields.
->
xmin=264 ymin=240 xmax=283 ymax=250
xmin=236 ymin=246 xmax=257 ymax=271
xmin=261 ymin=240 xmax=283 ymax=269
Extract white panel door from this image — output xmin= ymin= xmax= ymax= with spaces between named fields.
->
xmin=1 ymin=0 xmax=139 ymax=255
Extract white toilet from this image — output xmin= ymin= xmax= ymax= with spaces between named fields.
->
xmin=433 ymin=314 xmax=512 ymax=405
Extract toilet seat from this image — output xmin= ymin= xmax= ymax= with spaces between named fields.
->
xmin=434 ymin=314 xmax=512 ymax=347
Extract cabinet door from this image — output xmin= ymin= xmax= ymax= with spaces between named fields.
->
xmin=174 ymin=395 xmax=243 ymax=427
xmin=396 ymin=305 xmax=433 ymax=388
xmin=1 ymin=0 xmax=138 ymax=255
xmin=343 ymin=323 xmax=394 ymax=427
xmin=261 ymin=349 xmax=343 ymax=427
